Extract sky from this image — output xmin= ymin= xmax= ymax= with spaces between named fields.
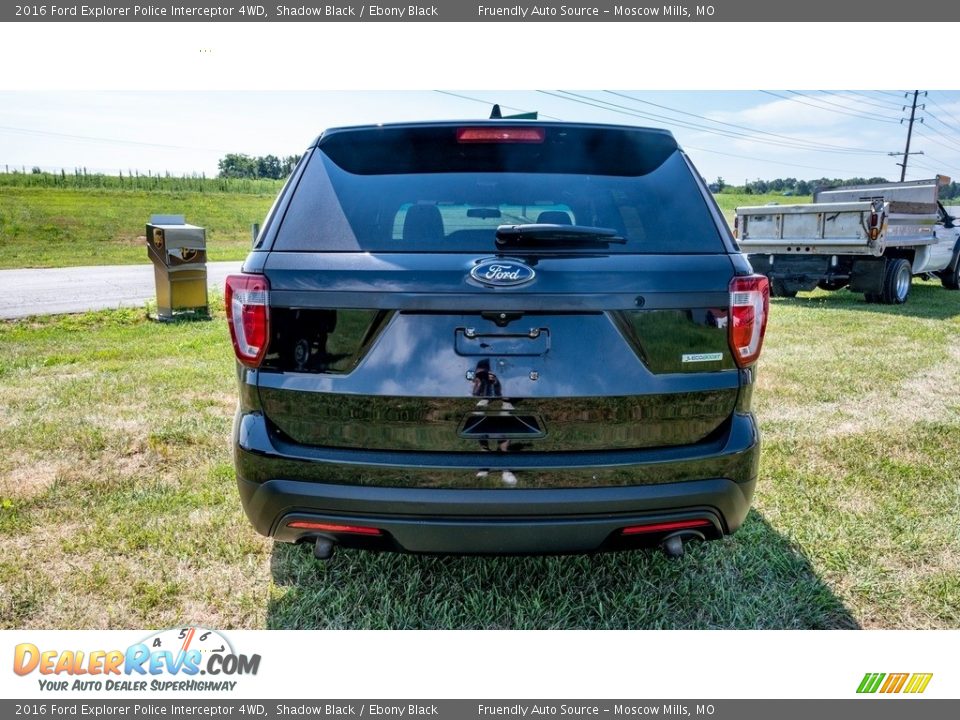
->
xmin=2 ymin=90 xmax=960 ymax=183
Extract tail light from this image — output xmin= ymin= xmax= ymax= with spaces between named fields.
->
xmin=729 ymin=275 xmax=770 ymax=368
xmin=868 ymin=210 xmax=881 ymax=241
xmin=225 ymin=274 xmax=270 ymax=368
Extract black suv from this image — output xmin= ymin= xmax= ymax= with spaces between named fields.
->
xmin=226 ymin=120 xmax=768 ymax=559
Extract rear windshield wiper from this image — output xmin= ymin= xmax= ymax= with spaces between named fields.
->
xmin=495 ymin=224 xmax=626 ymax=249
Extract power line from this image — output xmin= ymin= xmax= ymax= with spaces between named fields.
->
xmin=543 ymin=90 xmax=891 ymax=156
xmin=914 ymin=131 xmax=960 ymax=162
xmin=786 ymin=91 xmax=902 ymax=122
xmin=682 ymin=144 xmax=855 ymax=174
xmin=874 ymin=90 xmax=909 ymax=99
xmin=439 ymin=89 xmax=863 ymax=174
xmin=908 ymin=159 xmax=951 ymax=176
xmin=922 ymin=109 xmax=960 ymax=136
xmin=0 ymin=124 xmax=221 ymax=152
xmin=432 ymin=90 xmax=563 ymax=120
xmin=915 ymin=124 xmax=960 ymax=153
xmin=760 ymin=90 xmax=901 ymax=124
xmin=848 ymin=90 xmax=908 ymax=108
xmin=604 ymin=90 xmax=890 ymax=155
xmin=926 ymin=93 xmax=960 ymax=130
xmin=912 ymin=152 xmax=960 ymax=176
xmin=818 ymin=90 xmax=904 ymax=112
xmin=917 ymin=155 xmax=960 ymax=174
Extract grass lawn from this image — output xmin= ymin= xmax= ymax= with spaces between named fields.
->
xmin=714 ymin=191 xmax=811 ymax=218
xmin=1 ymin=281 xmax=958 ymax=629
xmin=0 ymin=187 xmax=275 ymax=269
xmin=0 ymin=185 xmax=800 ymax=270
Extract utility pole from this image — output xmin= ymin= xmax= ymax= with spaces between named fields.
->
xmin=898 ymin=90 xmax=925 ymax=181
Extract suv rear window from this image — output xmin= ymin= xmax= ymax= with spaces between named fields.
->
xmin=272 ymin=124 xmax=725 ymax=254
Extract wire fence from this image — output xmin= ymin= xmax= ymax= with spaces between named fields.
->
xmin=0 ymin=169 xmax=285 ymax=194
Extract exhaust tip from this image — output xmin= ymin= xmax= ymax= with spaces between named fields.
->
xmin=313 ymin=537 xmax=336 ymax=561
xmin=660 ymin=530 xmax=706 ymax=559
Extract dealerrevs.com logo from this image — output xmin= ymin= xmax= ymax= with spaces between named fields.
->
xmin=13 ymin=627 xmax=260 ymax=692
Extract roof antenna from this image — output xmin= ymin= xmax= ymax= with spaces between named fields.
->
xmin=489 ymin=104 xmax=503 ymax=119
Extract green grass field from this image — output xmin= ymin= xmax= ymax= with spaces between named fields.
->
xmin=0 ymin=186 xmax=277 ymax=269
xmin=0 ymin=182 xmax=804 ymax=270
xmin=1 ymin=283 xmax=958 ymax=629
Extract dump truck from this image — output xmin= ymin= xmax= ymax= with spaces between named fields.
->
xmin=735 ymin=177 xmax=960 ymax=304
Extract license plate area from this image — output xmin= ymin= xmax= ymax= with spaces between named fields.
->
xmin=455 ymin=328 xmax=549 ymax=356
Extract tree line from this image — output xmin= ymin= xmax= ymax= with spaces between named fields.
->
xmin=715 ymin=175 xmax=960 ymax=200
xmin=211 ymin=155 xmax=956 ymax=202
xmin=217 ymin=154 xmax=300 ymax=180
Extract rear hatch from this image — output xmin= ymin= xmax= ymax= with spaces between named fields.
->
xmin=253 ymin=122 xmax=742 ymax=470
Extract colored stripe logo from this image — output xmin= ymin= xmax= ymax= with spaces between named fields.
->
xmin=857 ymin=672 xmax=933 ymax=694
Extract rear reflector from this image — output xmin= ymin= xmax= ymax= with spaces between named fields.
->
xmin=287 ymin=521 xmax=383 ymax=537
xmin=225 ymin=274 xmax=270 ymax=368
xmin=457 ymin=127 xmax=545 ymax=143
xmin=621 ymin=519 xmax=712 ymax=536
xmin=729 ymin=274 xmax=770 ymax=368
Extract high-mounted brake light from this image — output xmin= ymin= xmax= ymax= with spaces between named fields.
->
xmin=621 ymin=519 xmax=712 ymax=536
xmin=729 ymin=275 xmax=770 ymax=368
xmin=456 ymin=127 xmax=545 ymax=143
xmin=225 ymin=274 xmax=270 ymax=368
xmin=287 ymin=521 xmax=383 ymax=537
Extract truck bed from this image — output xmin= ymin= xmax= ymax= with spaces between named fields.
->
xmin=735 ymin=200 xmax=937 ymax=256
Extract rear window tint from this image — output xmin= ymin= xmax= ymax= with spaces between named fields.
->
xmin=273 ymin=125 xmax=724 ymax=254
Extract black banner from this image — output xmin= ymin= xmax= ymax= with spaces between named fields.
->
xmin=3 ymin=0 xmax=960 ymax=22
xmin=2 ymin=700 xmax=958 ymax=719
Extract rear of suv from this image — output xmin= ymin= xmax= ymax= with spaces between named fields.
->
xmin=227 ymin=120 xmax=768 ymax=559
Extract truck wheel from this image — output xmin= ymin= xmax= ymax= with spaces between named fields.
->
xmin=879 ymin=258 xmax=912 ymax=304
xmin=770 ymin=279 xmax=798 ymax=298
xmin=940 ymin=260 xmax=960 ymax=290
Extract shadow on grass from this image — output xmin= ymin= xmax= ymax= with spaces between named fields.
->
xmin=266 ymin=510 xmax=858 ymax=629
xmin=783 ymin=282 xmax=960 ymax=321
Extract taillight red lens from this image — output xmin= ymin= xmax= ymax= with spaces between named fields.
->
xmin=729 ymin=275 xmax=770 ymax=368
xmin=287 ymin=521 xmax=382 ymax=537
xmin=225 ymin=274 xmax=270 ymax=368
xmin=456 ymin=127 xmax=545 ymax=143
xmin=621 ymin=519 xmax=712 ymax=536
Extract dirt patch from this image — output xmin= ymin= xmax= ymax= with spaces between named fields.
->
xmin=0 ymin=457 xmax=63 ymax=500
xmin=759 ymin=344 xmax=960 ymax=438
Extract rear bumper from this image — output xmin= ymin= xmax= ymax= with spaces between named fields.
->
xmin=234 ymin=411 xmax=759 ymax=554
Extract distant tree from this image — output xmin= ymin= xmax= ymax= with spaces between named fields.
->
xmin=255 ymin=155 xmax=282 ymax=179
xmin=715 ymin=176 xmax=726 ymax=192
xmin=218 ymin=153 xmax=258 ymax=179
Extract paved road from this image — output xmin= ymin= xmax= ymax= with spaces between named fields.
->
xmin=0 ymin=261 xmax=243 ymax=319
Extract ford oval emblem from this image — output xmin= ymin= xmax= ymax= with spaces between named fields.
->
xmin=469 ymin=258 xmax=536 ymax=287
